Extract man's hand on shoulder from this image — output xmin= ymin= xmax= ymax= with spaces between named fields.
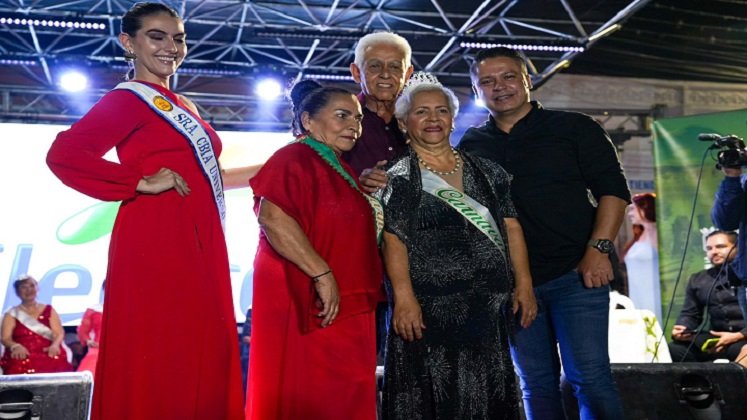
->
xmin=360 ymin=160 xmax=388 ymax=193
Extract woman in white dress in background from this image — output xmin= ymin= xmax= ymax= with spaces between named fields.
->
xmin=623 ymin=193 xmax=662 ymax=322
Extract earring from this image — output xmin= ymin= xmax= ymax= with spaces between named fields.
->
xmin=124 ymin=50 xmax=136 ymax=61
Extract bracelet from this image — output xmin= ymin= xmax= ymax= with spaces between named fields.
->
xmin=311 ymin=270 xmax=332 ymax=282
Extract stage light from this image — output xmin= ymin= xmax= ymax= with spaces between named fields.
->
xmin=303 ymin=74 xmax=355 ymax=81
xmin=0 ymin=58 xmax=36 ymax=66
xmin=178 ymin=67 xmax=241 ymax=76
xmin=109 ymin=65 xmax=243 ymax=77
xmin=474 ymin=96 xmax=486 ymax=108
xmin=59 ymin=70 xmax=89 ymax=93
xmin=460 ymin=42 xmax=585 ymax=53
xmin=255 ymin=78 xmax=282 ymax=101
xmin=0 ymin=16 xmax=106 ymax=30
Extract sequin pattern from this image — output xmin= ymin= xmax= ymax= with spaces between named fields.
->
xmin=377 ymin=150 xmax=520 ymax=419
xmin=0 ymin=305 xmax=72 ymax=374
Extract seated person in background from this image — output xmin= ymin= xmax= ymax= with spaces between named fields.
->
xmin=77 ymin=299 xmax=104 ymax=380
xmin=67 ymin=340 xmax=85 ymax=371
xmin=0 ymin=275 xmax=72 ymax=374
xmin=669 ymin=230 xmax=747 ymax=363
xmin=240 ymin=307 xmax=251 ymax=393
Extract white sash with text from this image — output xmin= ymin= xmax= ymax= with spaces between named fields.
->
xmin=115 ymin=81 xmax=226 ymax=230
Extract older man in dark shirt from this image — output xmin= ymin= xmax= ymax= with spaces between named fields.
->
xmin=344 ymin=32 xmax=414 ymax=364
xmin=669 ymin=230 xmax=747 ymax=362
xmin=342 ymin=32 xmax=414 ymax=176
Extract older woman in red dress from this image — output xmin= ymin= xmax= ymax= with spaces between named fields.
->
xmin=246 ymin=80 xmax=384 ymax=420
xmin=0 ymin=275 xmax=72 ymax=374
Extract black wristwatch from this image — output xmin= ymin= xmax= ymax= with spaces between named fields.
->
xmin=587 ymin=239 xmax=614 ymax=254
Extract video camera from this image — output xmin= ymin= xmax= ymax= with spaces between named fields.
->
xmin=699 ymin=133 xmax=747 ymax=169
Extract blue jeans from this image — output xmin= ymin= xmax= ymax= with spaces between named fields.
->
xmin=509 ymin=270 xmax=624 ymax=420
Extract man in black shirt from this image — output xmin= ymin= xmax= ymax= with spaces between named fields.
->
xmin=669 ymin=230 xmax=747 ymax=362
xmin=459 ymin=47 xmax=630 ymax=420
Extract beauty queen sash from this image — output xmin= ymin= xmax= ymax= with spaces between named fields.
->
xmin=299 ymin=137 xmax=384 ymax=243
xmin=8 ymin=306 xmax=73 ymax=363
xmin=9 ymin=307 xmax=54 ymax=341
xmin=115 ymin=81 xmax=226 ymax=230
xmin=421 ymin=170 xmax=506 ymax=260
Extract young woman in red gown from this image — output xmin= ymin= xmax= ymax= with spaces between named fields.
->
xmin=46 ymin=3 xmax=243 ymax=419
xmin=246 ymin=81 xmax=384 ymax=420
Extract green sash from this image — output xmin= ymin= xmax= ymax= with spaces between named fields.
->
xmin=299 ymin=137 xmax=384 ymax=243
xmin=421 ymin=169 xmax=506 ymax=260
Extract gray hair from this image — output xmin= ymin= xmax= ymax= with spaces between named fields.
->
xmin=394 ymin=83 xmax=460 ymax=122
xmin=354 ymin=32 xmax=412 ymax=68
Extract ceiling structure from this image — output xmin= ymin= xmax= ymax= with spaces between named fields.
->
xmin=0 ymin=0 xmax=743 ymax=131
xmin=570 ymin=0 xmax=747 ymax=84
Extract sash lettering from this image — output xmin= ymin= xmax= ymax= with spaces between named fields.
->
xmin=115 ymin=82 xmax=226 ymax=230
xmin=421 ymin=170 xmax=506 ymax=259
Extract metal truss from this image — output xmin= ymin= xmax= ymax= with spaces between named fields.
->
xmin=590 ymin=112 xmax=651 ymax=147
xmin=0 ymin=0 xmax=650 ymax=127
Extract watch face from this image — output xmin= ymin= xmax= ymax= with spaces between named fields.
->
xmin=597 ymin=240 xmax=614 ymax=253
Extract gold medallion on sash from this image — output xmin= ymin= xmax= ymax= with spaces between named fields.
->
xmin=153 ymin=96 xmax=173 ymax=112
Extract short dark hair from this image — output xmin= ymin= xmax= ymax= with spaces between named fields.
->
xmin=470 ymin=47 xmax=529 ymax=80
xmin=121 ymin=2 xmax=180 ymax=37
xmin=288 ymin=80 xmax=354 ymax=136
xmin=706 ymin=229 xmax=737 ymax=244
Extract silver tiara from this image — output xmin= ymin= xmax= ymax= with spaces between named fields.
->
xmin=403 ymin=71 xmax=442 ymax=91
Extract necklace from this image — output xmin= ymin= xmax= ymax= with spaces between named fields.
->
xmin=418 ymin=148 xmax=462 ymax=176
xmin=20 ymin=303 xmax=37 ymax=311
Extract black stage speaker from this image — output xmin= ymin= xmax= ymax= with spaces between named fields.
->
xmin=611 ymin=363 xmax=747 ymax=420
xmin=0 ymin=372 xmax=92 ymax=420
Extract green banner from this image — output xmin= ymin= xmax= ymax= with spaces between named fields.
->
xmin=653 ymin=109 xmax=747 ymax=335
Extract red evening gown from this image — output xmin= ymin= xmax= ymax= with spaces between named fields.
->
xmin=47 ymin=81 xmax=244 ymax=420
xmin=0 ymin=305 xmax=72 ymax=374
